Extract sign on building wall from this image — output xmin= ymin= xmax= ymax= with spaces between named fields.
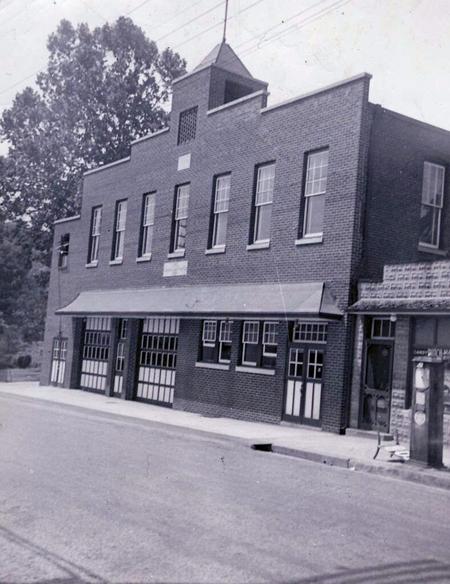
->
xmin=163 ymin=260 xmax=188 ymax=277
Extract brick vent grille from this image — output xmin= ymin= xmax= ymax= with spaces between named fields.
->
xmin=177 ymin=106 xmax=198 ymax=145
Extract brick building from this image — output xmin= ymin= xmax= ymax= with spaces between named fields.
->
xmin=42 ymin=42 xmax=450 ymax=439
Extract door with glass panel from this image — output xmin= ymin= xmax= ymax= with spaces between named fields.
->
xmin=283 ymin=322 xmax=327 ymax=426
xmin=50 ymin=336 xmax=67 ymax=386
xmin=113 ymin=319 xmax=128 ymax=396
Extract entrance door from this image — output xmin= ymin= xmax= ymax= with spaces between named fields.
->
xmin=135 ymin=318 xmax=179 ymax=407
xmin=283 ymin=346 xmax=324 ymax=426
xmin=113 ymin=319 xmax=128 ymax=396
xmin=360 ymin=341 xmax=393 ymax=431
xmin=50 ymin=336 xmax=67 ymax=386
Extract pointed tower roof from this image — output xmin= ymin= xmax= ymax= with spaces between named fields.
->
xmin=193 ymin=41 xmax=254 ymax=78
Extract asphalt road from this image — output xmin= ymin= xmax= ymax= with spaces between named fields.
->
xmin=1 ymin=393 xmax=450 ymax=584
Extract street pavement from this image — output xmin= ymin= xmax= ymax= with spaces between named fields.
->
xmin=1 ymin=392 xmax=450 ymax=584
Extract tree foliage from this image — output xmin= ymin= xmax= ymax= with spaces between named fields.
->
xmin=1 ymin=16 xmax=186 ymax=255
xmin=0 ymin=17 xmax=185 ymax=350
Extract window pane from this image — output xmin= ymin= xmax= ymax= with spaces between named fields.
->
xmin=243 ymin=343 xmax=258 ymax=364
xmin=422 ymin=162 xmax=445 ymax=207
xmin=219 ymin=321 xmax=232 ymax=343
xmin=304 ymin=193 xmax=325 ymax=236
xmin=144 ymin=194 xmax=155 ymax=226
xmin=214 ymin=175 xmax=231 ymax=213
xmin=219 ymin=342 xmax=232 ymax=362
xmin=305 ymin=151 xmax=329 ymax=196
xmin=255 ymin=164 xmax=275 ymax=205
xmin=437 ymin=318 xmax=450 ymax=347
xmin=414 ymin=318 xmax=435 ymax=346
xmin=175 ymin=185 xmax=190 ymax=220
xmin=254 ymin=203 xmax=272 ymax=242
xmin=175 ymin=218 xmax=187 ymax=250
xmin=419 ymin=205 xmax=440 ymax=247
xmin=213 ymin=211 xmax=228 ymax=247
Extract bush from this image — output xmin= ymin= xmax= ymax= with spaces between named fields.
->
xmin=16 ymin=355 xmax=31 ymax=368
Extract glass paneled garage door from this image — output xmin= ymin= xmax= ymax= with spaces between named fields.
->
xmin=136 ymin=318 xmax=179 ymax=407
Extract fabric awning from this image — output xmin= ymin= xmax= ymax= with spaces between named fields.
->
xmin=56 ymin=282 xmax=342 ymax=319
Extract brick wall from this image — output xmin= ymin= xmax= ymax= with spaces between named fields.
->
xmin=41 ymin=65 xmax=372 ymax=432
xmin=363 ymin=106 xmax=450 ymax=280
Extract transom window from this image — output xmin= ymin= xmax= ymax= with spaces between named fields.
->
xmin=200 ymin=319 xmax=233 ymax=364
xmin=139 ymin=193 xmax=156 ymax=257
xmin=211 ymin=174 xmax=231 ymax=248
xmin=242 ymin=320 xmax=278 ymax=368
xmin=112 ymin=200 xmax=127 ymax=261
xmin=88 ymin=206 xmax=102 ymax=264
xmin=172 ymin=184 xmax=190 ymax=252
xmin=253 ymin=163 xmax=275 ymax=243
xmin=419 ymin=162 xmax=445 ymax=248
xmin=371 ymin=318 xmax=395 ymax=340
xmin=293 ymin=321 xmax=327 ymax=343
xmin=177 ymin=106 xmax=198 ymax=145
xmin=303 ymin=149 xmax=329 ymax=237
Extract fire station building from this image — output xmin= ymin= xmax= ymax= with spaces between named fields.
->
xmin=42 ymin=42 xmax=450 ymax=440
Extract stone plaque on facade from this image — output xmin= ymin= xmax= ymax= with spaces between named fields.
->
xmin=163 ymin=260 xmax=188 ymax=277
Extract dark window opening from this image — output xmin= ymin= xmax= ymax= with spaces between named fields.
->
xmin=224 ymin=81 xmax=254 ymax=104
xmin=58 ymin=233 xmax=70 ymax=269
xmin=177 ymin=106 xmax=198 ymax=145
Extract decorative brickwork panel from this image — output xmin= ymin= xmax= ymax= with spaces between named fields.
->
xmin=177 ymin=107 xmax=198 ymax=145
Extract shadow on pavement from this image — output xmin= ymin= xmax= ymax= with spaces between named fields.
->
xmin=281 ymin=558 xmax=450 ymax=584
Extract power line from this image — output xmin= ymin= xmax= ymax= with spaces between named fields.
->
xmin=172 ymin=0 xmax=266 ymax=50
xmin=155 ymin=0 xmax=224 ymax=43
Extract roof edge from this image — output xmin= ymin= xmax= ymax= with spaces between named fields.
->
xmin=262 ymin=73 xmax=372 ymax=115
xmin=83 ymin=156 xmax=131 ymax=177
xmin=53 ymin=215 xmax=81 ymax=225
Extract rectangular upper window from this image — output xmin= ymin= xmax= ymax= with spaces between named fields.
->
xmin=112 ymin=200 xmax=127 ymax=261
xmin=419 ymin=161 xmax=445 ymax=248
xmin=172 ymin=184 xmax=190 ymax=252
xmin=252 ymin=163 xmax=275 ymax=244
xmin=241 ymin=320 xmax=278 ymax=369
xmin=210 ymin=174 xmax=231 ymax=248
xmin=58 ymin=233 xmax=70 ymax=269
xmin=139 ymin=192 xmax=156 ymax=258
xmin=88 ymin=206 xmax=102 ymax=264
xmin=199 ymin=319 xmax=233 ymax=364
xmin=303 ymin=150 xmax=329 ymax=237
xmin=177 ymin=106 xmax=198 ymax=145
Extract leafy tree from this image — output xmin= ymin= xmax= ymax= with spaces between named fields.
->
xmin=0 ymin=17 xmax=186 ymax=351
xmin=1 ymin=16 xmax=186 ymax=256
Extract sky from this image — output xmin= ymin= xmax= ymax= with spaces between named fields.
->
xmin=0 ymin=0 xmax=449 ymax=156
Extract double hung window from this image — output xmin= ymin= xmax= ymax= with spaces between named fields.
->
xmin=252 ymin=163 xmax=275 ymax=243
xmin=139 ymin=193 xmax=156 ymax=257
xmin=112 ymin=200 xmax=127 ymax=261
xmin=200 ymin=320 xmax=233 ymax=364
xmin=172 ymin=184 xmax=190 ymax=252
xmin=88 ymin=206 xmax=102 ymax=264
xmin=211 ymin=174 xmax=231 ymax=248
xmin=303 ymin=150 xmax=329 ymax=237
xmin=419 ymin=162 xmax=445 ymax=248
xmin=241 ymin=321 xmax=278 ymax=368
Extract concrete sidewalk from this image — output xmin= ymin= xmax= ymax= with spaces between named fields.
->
xmin=1 ymin=382 xmax=450 ymax=490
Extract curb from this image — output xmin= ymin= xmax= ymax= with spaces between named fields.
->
xmin=271 ymin=444 xmax=450 ymax=491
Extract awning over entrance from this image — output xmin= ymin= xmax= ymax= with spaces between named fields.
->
xmin=349 ymin=297 xmax=450 ymax=313
xmin=56 ymin=282 xmax=342 ymax=319
xmin=349 ymin=260 xmax=450 ymax=314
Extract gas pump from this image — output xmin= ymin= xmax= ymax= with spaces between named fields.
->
xmin=410 ymin=355 xmax=445 ymax=468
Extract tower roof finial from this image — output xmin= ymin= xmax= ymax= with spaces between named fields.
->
xmin=222 ymin=0 xmax=229 ymax=42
